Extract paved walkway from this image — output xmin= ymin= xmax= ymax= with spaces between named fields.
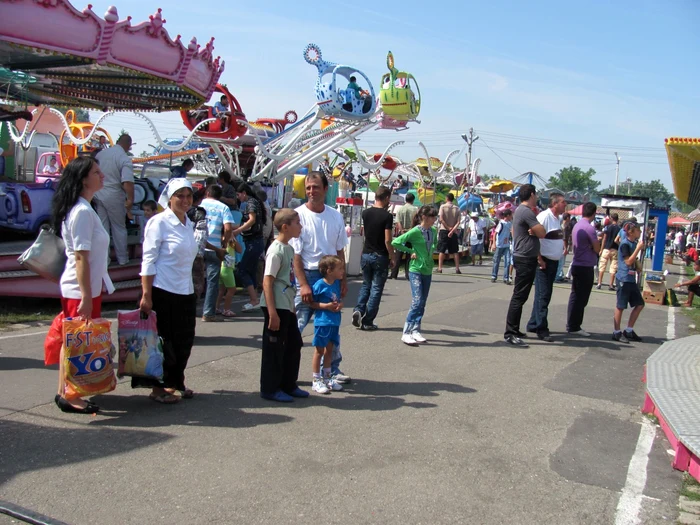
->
xmin=0 ymin=263 xmax=691 ymax=524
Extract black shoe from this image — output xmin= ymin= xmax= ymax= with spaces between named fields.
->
xmin=612 ymin=332 xmax=629 ymax=343
xmin=624 ymin=329 xmax=643 ymax=342
xmin=515 ymin=331 xmax=528 ymax=339
xmin=56 ymin=396 xmax=99 ymax=414
xmin=504 ymin=335 xmax=529 ymax=347
xmin=361 ymin=324 xmax=379 ymax=331
xmin=351 ymin=310 xmax=362 ymax=328
xmin=538 ymin=333 xmax=554 ymax=342
xmin=609 ymin=285 xmax=616 ymax=291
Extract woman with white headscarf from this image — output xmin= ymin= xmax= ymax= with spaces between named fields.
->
xmin=137 ymin=178 xmax=198 ymax=404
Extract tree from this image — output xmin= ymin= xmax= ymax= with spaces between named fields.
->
xmin=548 ymin=166 xmax=600 ymax=194
xmin=598 ymin=179 xmax=675 ymax=207
xmin=673 ymin=198 xmax=695 ymax=213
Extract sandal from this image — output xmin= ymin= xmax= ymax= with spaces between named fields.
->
xmin=149 ymin=393 xmax=180 ymax=404
xmin=222 ymin=309 xmax=237 ymax=318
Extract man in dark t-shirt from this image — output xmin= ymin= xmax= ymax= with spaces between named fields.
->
xmin=503 ymin=184 xmax=546 ymax=347
xmin=352 ymin=186 xmax=395 ymax=330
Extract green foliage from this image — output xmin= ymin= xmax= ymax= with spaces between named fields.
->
xmin=599 ymin=179 xmax=675 ymax=207
xmin=674 ymin=199 xmax=696 ymax=213
xmin=548 ymin=166 xmax=600 ymax=194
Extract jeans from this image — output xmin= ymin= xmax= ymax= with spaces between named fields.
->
xmin=527 ymin=257 xmax=559 ymax=335
xmin=238 ymin=236 xmax=264 ymax=289
xmin=404 ymin=272 xmax=432 ymax=334
xmin=295 ymin=269 xmax=343 ymax=374
xmin=354 ymin=253 xmax=390 ymax=325
xmin=504 ymin=256 xmax=538 ymax=337
xmin=492 ymin=246 xmax=511 ymax=280
xmin=566 ymin=265 xmax=594 ymax=332
xmin=203 ymin=250 xmax=221 ymax=318
xmin=556 ymin=254 xmax=567 ymax=281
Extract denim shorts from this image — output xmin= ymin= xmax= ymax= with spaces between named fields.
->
xmin=616 ymin=281 xmax=644 ymax=309
xmin=312 ymin=325 xmax=340 ymax=348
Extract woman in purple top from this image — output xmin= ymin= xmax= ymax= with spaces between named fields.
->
xmin=566 ymin=202 xmax=601 ymax=336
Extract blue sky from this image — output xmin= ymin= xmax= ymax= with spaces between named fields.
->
xmin=87 ymin=0 xmax=699 ymax=189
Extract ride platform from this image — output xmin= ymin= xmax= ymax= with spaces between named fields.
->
xmin=642 ymin=334 xmax=700 ymax=482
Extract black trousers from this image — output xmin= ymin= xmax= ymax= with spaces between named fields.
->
xmin=390 ymin=240 xmax=412 ymax=279
xmin=567 ymin=265 xmax=594 ymax=332
xmin=504 ymin=256 xmax=538 ymax=337
xmin=260 ymin=307 xmax=303 ymax=394
xmin=132 ymin=286 xmax=196 ymax=391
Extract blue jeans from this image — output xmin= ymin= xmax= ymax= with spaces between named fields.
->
xmin=526 ymin=257 xmax=559 ymax=335
xmin=354 ymin=253 xmax=390 ymax=326
xmin=203 ymin=250 xmax=221 ymax=318
xmin=295 ymin=269 xmax=343 ymax=374
xmin=238 ymin=237 xmax=264 ymax=289
xmin=404 ymin=272 xmax=432 ymax=334
xmin=556 ymin=254 xmax=567 ymax=281
xmin=491 ymin=247 xmax=511 ymax=280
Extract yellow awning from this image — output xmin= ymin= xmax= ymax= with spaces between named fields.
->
xmin=665 ymin=137 xmax=700 ymax=207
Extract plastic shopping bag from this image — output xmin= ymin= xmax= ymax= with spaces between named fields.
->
xmin=62 ymin=317 xmax=116 ymax=400
xmin=117 ymin=309 xmax=164 ymax=380
xmin=44 ymin=312 xmax=65 ymax=366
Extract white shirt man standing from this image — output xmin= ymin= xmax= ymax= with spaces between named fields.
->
xmin=95 ymin=134 xmax=135 ymax=266
xmin=525 ymin=192 xmax=567 ymax=342
xmin=290 ymin=171 xmax=351 ymax=384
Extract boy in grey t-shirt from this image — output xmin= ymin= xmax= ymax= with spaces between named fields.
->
xmin=259 ymin=209 xmax=308 ymax=402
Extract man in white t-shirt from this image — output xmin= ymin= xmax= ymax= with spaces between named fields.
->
xmin=290 ymin=171 xmax=351 ymax=384
xmin=526 ymin=192 xmax=567 ymax=342
xmin=674 ymin=230 xmax=684 ymax=255
xmin=43 ymin=156 xmax=60 ymax=175
xmin=467 ymin=212 xmax=487 ymax=266
xmin=94 ymin=134 xmax=135 ymax=265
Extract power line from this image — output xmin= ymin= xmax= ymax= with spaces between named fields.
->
xmin=478 ymin=138 xmax=522 ymax=175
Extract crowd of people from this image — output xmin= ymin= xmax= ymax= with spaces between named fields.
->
xmin=50 ymin=147 xmax=696 ymax=411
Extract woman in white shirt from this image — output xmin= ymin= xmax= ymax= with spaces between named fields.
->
xmin=138 ymin=178 xmax=198 ymax=404
xmin=52 ymin=157 xmax=114 ymax=414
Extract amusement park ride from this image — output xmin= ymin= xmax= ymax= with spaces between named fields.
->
xmin=0 ymin=0 xmax=487 ymax=301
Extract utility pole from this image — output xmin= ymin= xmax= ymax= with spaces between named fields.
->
xmin=460 ymin=128 xmax=479 ymax=185
xmin=624 ymin=177 xmax=633 ymax=195
xmin=614 ymin=152 xmax=621 ymax=194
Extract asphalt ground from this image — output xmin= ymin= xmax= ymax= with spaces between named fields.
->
xmin=0 ymin=260 xmax=693 ymax=524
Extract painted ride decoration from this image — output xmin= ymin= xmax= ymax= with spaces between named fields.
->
xmin=59 ymin=110 xmax=113 ymax=167
xmin=304 ymin=44 xmax=377 ymax=120
xmin=378 ymin=52 xmax=421 ymax=130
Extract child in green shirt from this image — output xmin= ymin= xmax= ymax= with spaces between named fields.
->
xmin=391 ymin=205 xmax=439 ymax=346
xmin=259 ymin=209 xmax=307 ymax=402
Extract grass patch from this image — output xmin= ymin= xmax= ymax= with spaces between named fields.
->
xmin=644 ymin=414 xmax=659 ymax=425
xmin=681 ymin=473 xmax=700 ymax=501
xmin=0 ymin=297 xmax=60 ymax=330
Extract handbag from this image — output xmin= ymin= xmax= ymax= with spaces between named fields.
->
xmin=17 ymin=228 xmax=66 ymax=283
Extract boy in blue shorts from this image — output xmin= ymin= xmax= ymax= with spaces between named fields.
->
xmin=310 ymin=255 xmax=345 ymax=394
xmin=613 ymin=222 xmax=645 ymax=343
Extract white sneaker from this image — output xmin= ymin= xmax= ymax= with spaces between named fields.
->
xmin=312 ymin=377 xmax=329 ymax=394
xmin=569 ymin=329 xmax=591 ymax=337
xmin=324 ymin=376 xmax=344 ymax=391
xmin=332 ymin=373 xmax=351 ymax=384
xmin=412 ymin=331 xmax=427 ymax=343
xmin=402 ymin=333 xmax=418 ymax=345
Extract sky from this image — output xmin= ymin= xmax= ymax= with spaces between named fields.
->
xmin=84 ymin=0 xmax=700 ymax=190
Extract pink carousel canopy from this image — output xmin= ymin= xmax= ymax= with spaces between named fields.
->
xmin=0 ymin=0 xmax=225 ymax=111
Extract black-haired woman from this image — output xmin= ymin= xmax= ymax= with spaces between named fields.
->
xmin=233 ymin=182 xmax=267 ymax=311
xmin=52 ymin=157 xmax=115 ymax=414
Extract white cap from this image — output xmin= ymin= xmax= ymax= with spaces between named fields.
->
xmin=158 ymin=178 xmax=193 ymax=209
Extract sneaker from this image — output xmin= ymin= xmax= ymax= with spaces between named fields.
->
xmin=284 ymin=387 xmax=310 ymax=398
xmin=201 ymin=316 xmax=222 ymax=322
xmin=312 ymin=377 xmax=330 ymax=394
xmin=537 ymin=333 xmax=554 ymax=342
xmin=624 ymin=329 xmax=643 ymax=342
xmin=242 ymin=303 xmax=261 ymax=311
xmin=504 ymin=335 xmax=529 ymax=347
xmin=596 ymin=284 xmax=602 ymax=290
xmin=351 ymin=310 xmax=362 ymax=328
xmin=504 ymin=280 xmax=512 ymax=285
xmin=612 ymin=332 xmax=629 ymax=343
xmin=332 ymin=373 xmax=351 ymax=384
xmin=609 ymin=285 xmax=617 ymax=291
xmin=360 ymin=324 xmax=379 ymax=331
xmin=491 ymin=277 xmax=497 ymax=283
xmin=324 ymin=376 xmax=344 ymax=391
xmin=412 ymin=331 xmax=427 ymax=343
xmin=402 ymin=333 xmax=419 ymax=346
xmin=260 ymin=390 xmax=294 ymax=403
xmin=568 ymin=329 xmax=591 ymax=337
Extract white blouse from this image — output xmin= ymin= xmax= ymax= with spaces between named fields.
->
xmin=60 ymin=197 xmax=114 ymax=299
xmin=141 ymin=208 xmax=198 ymax=295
